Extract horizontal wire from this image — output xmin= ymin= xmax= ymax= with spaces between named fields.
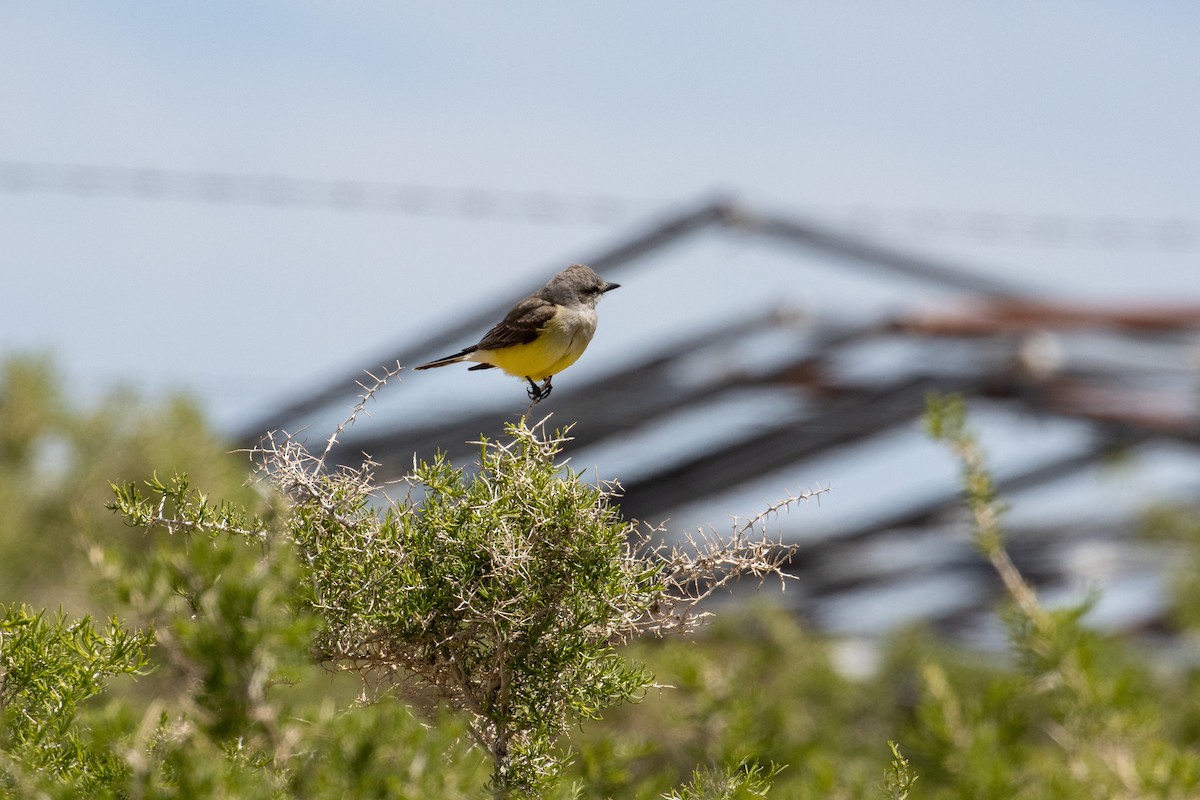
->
xmin=801 ymin=204 xmax=1198 ymax=252
xmin=1 ymin=160 xmax=1197 ymax=251
xmin=0 ymin=160 xmax=646 ymax=226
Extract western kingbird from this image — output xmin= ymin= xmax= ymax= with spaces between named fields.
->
xmin=413 ymin=263 xmax=620 ymax=402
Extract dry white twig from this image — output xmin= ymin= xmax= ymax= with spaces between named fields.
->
xmin=637 ymin=486 xmax=830 ymax=635
xmin=316 ymin=361 xmax=403 ymax=472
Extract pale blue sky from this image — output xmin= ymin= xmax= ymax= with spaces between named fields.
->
xmin=2 ymin=3 xmax=1198 ymax=429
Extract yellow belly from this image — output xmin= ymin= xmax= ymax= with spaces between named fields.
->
xmin=474 ymin=305 xmax=597 ymax=380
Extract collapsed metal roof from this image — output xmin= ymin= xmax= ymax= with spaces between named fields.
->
xmin=239 ymin=200 xmax=1200 ymax=640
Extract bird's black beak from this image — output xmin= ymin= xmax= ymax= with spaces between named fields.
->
xmin=603 ymin=282 xmax=620 ymax=293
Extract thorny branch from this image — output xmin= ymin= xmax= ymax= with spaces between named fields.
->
xmin=638 ymin=486 xmax=828 ymax=634
xmin=316 ymin=360 xmax=403 ymax=472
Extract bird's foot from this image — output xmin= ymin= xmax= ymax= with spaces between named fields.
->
xmin=525 ymin=376 xmax=553 ymax=403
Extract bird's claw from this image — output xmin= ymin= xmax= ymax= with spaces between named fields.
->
xmin=525 ymin=377 xmax=553 ymax=403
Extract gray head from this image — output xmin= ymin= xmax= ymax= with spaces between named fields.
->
xmin=540 ymin=263 xmax=620 ymax=308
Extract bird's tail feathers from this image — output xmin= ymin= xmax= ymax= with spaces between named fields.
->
xmin=413 ymin=350 xmax=473 ymax=370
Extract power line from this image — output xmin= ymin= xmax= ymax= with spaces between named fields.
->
xmin=799 ymin=204 xmax=1199 ymax=252
xmin=1 ymin=160 xmax=1197 ymax=251
xmin=0 ymin=161 xmax=646 ymax=226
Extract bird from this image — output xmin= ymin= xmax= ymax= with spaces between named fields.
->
xmin=413 ymin=264 xmax=620 ymax=402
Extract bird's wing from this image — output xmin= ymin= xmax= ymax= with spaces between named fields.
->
xmin=475 ymin=296 xmax=557 ymax=351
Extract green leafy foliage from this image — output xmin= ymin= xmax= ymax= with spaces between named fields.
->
xmin=884 ymin=741 xmax=917 ymax=800
xmin=0 ymin=604 xmax=150 ymax=795
xmin=11 ymin=355 xmax=1200 ymax=798
xmin=663 ymin=761 xmax=782 ymax=800
xmin=105 ymin=415 xmax=800 ymax=797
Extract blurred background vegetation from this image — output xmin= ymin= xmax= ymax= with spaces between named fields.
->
xmin=4 ymin=351 xmax=1200 ymax=797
